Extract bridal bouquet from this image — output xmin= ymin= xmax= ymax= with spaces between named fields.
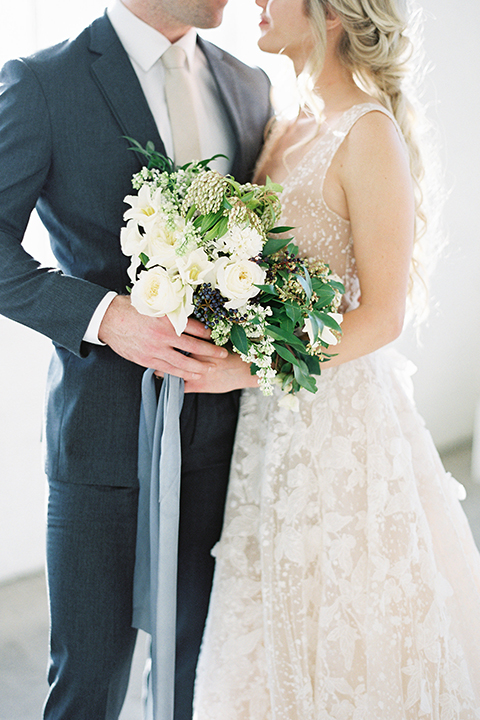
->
xmin=120 ymin=141 xmax=344 ymax=397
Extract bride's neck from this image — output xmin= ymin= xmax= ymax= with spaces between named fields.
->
xmin=315 ymin=60 xmax=360 ymax=110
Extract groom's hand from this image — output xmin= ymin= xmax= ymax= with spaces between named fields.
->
xmin=98 ymin=295 xmax=228 ymax=380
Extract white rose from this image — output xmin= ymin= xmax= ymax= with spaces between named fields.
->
xmin=222 ymin=225 xmax=264 ymax=260
xmin=130 ymin=266 xmax=193 ymax=335
xmin=214 ymin=257 xmax=266 ymax=310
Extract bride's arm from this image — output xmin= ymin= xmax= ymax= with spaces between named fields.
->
xmin=320 ymin=109 xmax=415 ymax=368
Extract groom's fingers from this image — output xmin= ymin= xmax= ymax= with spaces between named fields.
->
xmin=98 ymin=295 xmax=227 ymax=375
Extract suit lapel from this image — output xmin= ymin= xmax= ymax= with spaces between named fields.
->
xmin=197 ymin=37 xmax=245 ymax=178
xmin=88 ymin=14 xmax=166 ymax=164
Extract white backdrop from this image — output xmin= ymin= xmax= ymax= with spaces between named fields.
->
xmin=0 ymin=0 xmax=479 ymax=582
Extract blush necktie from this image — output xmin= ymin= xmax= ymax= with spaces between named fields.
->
xmin=161 ymin=45 xmax=201 ymax=167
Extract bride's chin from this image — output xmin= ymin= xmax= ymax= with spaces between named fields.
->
xmin=257 ymin=36 xmax=279 ymax=55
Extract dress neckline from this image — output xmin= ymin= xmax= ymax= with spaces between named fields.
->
xmin=257 ymin=101 xmax=394 ymax=188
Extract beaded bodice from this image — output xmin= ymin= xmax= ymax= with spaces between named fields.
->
xmin=255 ymin=103 xmax=398 ymax=312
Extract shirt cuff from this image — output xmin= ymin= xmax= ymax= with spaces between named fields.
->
xmin=83 ymin=291 xmax=118 ymax=345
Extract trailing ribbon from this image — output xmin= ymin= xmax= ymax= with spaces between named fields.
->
xmin=133 ymin=369 xmax=185 ymax=720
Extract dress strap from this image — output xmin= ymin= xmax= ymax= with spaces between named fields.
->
xmin=316 ymin=102 xmax=401 ymax=181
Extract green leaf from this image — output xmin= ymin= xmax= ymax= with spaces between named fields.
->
xmin=185 ymin=204 xmax=197 ymax=222
xmin=267 ymin=225 xmax=295 ymax=234
xmin=262 ymin=236 xmax=293 ymax=256
xmin=293 ymin=364 xmax=318 ymax=393
xmin=273 ymin=343 xmax=301 ymax=367
xmin=266 ymin=325 xmax=305 ymax=351
xmin=296 ymin=271 xmax=312 ymax=302
xmin=304 ymin=354 xmax=321 ymax=375
xmin=230 ymin=324 xmax=249 ymax=355
xmin=255 ymin=284 xmax=277 ymax=296
xmin=194 ymin=209 xmax=224 ymax=234
xmin=139 ymin=252 xmax=150 ymax=266
xmin=203 ymin=215 xmax=229 ymax=242
xmin=284 ymin=302 xmax=303 ymax=325
xmin=265 ymin=176 xmax=284 ymax=193
xmin=316 ymin=312 xmax=342 ymax=332
xmin=195 ymin=153 xmax=229 ymax=169
xmin=306 ymin=312 xmax=323 ymax=342
xmin=311 ymin=284 xmax=335 ymax=308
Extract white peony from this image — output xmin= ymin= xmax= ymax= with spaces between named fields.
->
xmin=214 ymin=257 xmax=266 ymax=310
xmin=222 ymin=224 xmax=264 ymax=260
xmin=303 ymin=313 xmax=343 ymax=346
xmin=130 ymin=266 xmax=193 ymax=335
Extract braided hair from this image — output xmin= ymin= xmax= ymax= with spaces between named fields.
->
xmin=302 ymin=0 xmax=441 ymax=319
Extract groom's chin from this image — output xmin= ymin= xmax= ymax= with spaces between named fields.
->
xmin=196 ymin=0 xmax=229 ymax=29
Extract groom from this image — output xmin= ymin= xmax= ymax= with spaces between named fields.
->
xmin=0 ymin=0 xmax=271 ymax=718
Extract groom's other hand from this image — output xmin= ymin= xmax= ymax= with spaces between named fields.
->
xmin=98 ymin=295 xmax=228 ymax=379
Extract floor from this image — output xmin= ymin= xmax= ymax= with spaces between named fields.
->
xmin=1 ymin=443 xmax=480 ymax=720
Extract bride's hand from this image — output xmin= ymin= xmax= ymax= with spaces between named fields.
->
xmin=182 ymin=350 xmax=259 ymax=394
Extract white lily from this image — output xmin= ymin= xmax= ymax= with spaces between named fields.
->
xmin=176 ymin=248 xmax=215 ymax=286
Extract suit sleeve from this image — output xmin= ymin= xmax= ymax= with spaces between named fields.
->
xmin=0 ymin=59 xmax=112 ymax=356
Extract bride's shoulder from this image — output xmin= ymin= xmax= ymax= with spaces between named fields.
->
xmin=334 ymin=103 xmax=411 ymax=196
xmin=345 ymin=103 xmax=403 ymax=147
xmin=336 ymin=102 xmax=407 ymax=168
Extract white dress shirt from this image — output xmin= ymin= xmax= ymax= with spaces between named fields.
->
xmin=84 ymin=0 xmax=235 ymax=344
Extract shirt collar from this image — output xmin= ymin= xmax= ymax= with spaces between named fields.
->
xmin=107 ymin=0 xmax=198 ymax=72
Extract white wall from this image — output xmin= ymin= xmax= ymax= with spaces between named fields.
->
xmin=391 ymin=1 xmax=480 ymax=447
xmin=1 ymin=0 xmax=479 ymax=582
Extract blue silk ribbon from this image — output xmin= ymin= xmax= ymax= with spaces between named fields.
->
xmin=133 ymin=369 xmax=185 ymax=720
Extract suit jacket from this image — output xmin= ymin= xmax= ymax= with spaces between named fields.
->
xmin=0 ymin=14 xmax=271 ymax=486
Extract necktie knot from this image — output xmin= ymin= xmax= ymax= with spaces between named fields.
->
xmin=161 ymin=45 xmax=187 ymax=71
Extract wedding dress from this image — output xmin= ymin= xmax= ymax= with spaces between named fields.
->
xmin=193 ymin=103 xmax=480 ymax=719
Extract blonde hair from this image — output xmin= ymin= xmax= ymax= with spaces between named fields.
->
xmin=302 ymin=0 xmax=443 ymax=322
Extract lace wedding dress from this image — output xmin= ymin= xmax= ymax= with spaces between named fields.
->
xmin=193 ymin=104 xmax=480 ymax=719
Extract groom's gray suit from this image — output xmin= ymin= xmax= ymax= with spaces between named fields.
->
xmin=0 ymin=13 xmax=271 ymax=719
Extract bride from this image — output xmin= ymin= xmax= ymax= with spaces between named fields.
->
xmin=187 ymin=0 xmax=480 ymax=716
